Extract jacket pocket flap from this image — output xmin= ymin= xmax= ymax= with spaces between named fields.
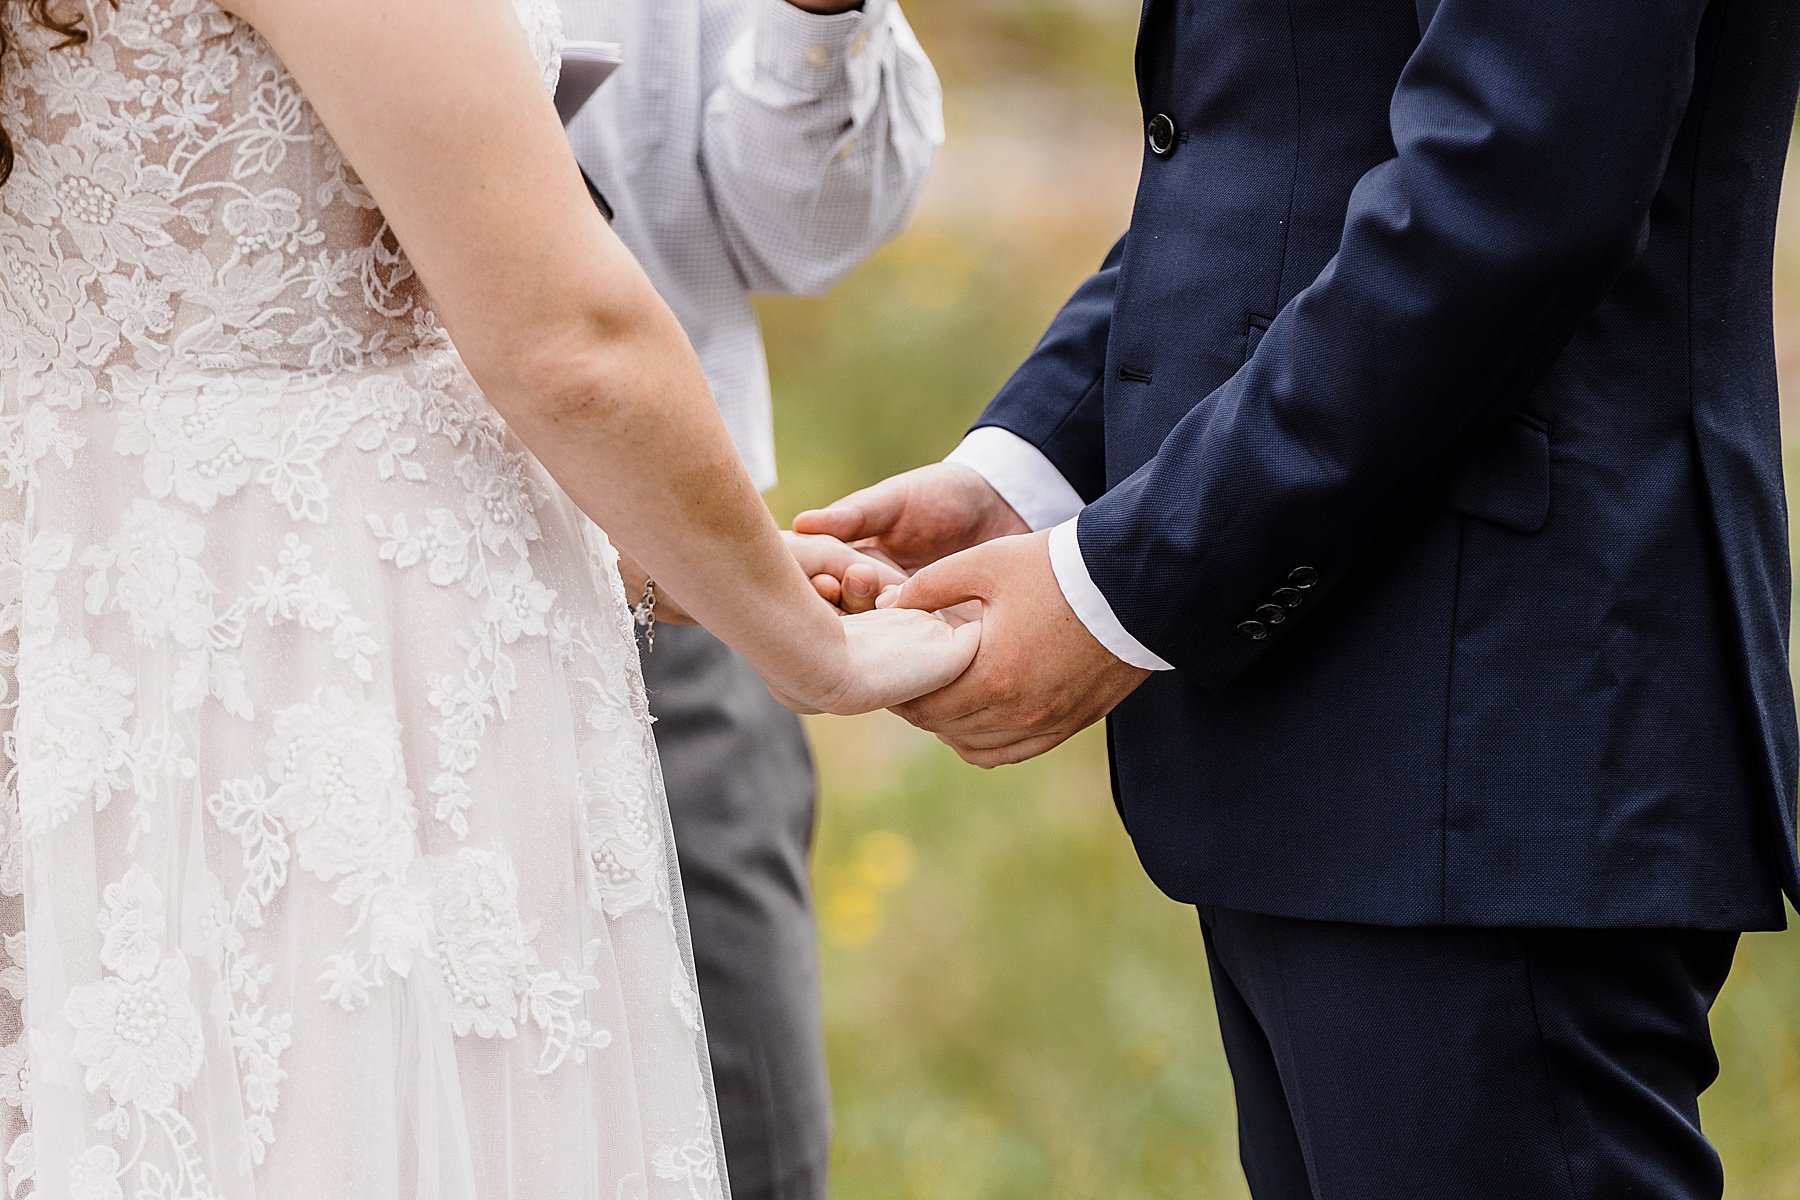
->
xmin=1435 ymin=414 xmax=1551 ymax=534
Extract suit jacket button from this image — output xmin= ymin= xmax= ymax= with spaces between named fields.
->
xmin=1287 ymin=566 xmax=1319 ymax=589
xmin=1272 ymin=587 xmax=1303 ymax=608
xmin=1255 ymin=604 xmax=1286 ymax=625
xmin=1237 ymin=619 xmax=1268 ymax=642
xmin=1147 ymin=113 xmax=1179 ymax=158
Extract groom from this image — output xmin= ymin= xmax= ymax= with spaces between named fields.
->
xmin=800 ymin=0 xmax=1800 ymax=1195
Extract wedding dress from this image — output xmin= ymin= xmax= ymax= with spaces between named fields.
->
xmin=0 ymin=0 xmax=728 ymax=1196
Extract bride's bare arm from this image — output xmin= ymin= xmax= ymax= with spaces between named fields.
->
xmin=218 ymin=0 xmax=973 ymax=712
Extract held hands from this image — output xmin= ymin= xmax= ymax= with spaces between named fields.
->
xmin=880 ymin=531 xmax=1149 ymax=768
xmin=620 ymin=527 xmax=980 ymax=717
xmin=621 ymin=531 xmax=907 ymax=624
xmin=769 ymin=606 xmax=982 ymax=718
xmin=801 ymin=463 xmax=1149 ymax=766
xmin=786 ymin=532 xmax=902 ymax=615
xmin=793 ymin=462 xmax=1030 ymax=591
xmin=773 ymin=530 xmax=981 ymax=716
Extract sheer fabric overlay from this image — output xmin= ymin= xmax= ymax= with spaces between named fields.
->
xmin=0 ymin=0 xmax=729 ymax=1196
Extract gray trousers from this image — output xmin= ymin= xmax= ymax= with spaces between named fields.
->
xmin=639 ymin=622 xmax=831 ymax=1200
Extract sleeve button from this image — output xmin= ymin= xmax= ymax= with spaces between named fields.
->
xmin=1272 ymin=587 xmax=1303 ymax=608
xmin=1287 ymin=566 xmax=1319 ymax=589
xmin=1147 ymin=113 xmax=1179 ymax=158
xmin=1237 ymin=620 xmax=1269 ymax=642
xmin=1254 ymin=604 xmax=1286 ymax=625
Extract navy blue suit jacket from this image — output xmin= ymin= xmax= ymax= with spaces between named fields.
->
xmin=981 ymin=0 xmax=1800 ymax=929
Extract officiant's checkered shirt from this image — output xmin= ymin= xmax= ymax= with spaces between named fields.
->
xmin=560 ymin=0 xmax=944 ymax=491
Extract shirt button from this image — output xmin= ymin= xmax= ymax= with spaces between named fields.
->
xmin=850 ymin=33 xmax=870 ymax=57
xmin=835 ymin=139 xmax=858 ymax=162
xmin=1147 ymin=113 xmax=1179 ymax=158
xmin=1255 ymin=604 xmax=1286 ymax=626
xmin=804 ymin=45 xmax=831 ymax=68
xmin=1288 ymin=566 xmax=1319 ymax=589
xmin=1237 ymin=619 xmax=1268 ymax=642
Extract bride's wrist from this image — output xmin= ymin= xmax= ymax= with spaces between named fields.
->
xmin=616 ymin=549 xmax=696 ymax=626
xmin=755 ymin=591 xmax=851 ymax=707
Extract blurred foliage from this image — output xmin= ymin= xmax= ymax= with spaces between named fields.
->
xmin=753 ymin=2 xmax=1800 ymax=1196
xmin=894 ymin=0 xmax=1141 ymax=96
xmin=803 ymin=720 xmax=1245 ymax=1200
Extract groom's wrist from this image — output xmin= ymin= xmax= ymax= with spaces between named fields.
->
xmin=1049 ymin=519 xmax=1175 ymax=673
xmin=946 ymin=427 xmax=1085 ymax=533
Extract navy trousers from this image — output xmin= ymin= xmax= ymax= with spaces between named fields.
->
xmin=1200 ymin=909 xmax=1740 ymax=1199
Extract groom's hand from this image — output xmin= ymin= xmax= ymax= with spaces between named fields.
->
xmin=793 ymin=464 xmax=1030 ymax=611
xmin=883 ymin=530 xmax=1149 ymax=768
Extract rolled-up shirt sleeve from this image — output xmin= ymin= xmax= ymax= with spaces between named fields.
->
xmin=947 ymin=430 xmax=1174 ymax=672
xmin=701 ymin=0 xmax=945 ymax=296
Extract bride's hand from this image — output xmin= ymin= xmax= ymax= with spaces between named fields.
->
xmin=782 ymin=531 xmax=907 ymax=614
xmin=769 ymin=606 xmax=982 ymax=717
xmin=619 ymin=533 xmax=905 ymax=625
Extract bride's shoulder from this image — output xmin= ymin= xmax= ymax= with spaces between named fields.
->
xmin=508 ymin=0 xmax=565 ymax=87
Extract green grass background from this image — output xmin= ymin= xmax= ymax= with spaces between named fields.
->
xmin=752 ymin=3 xmax=1800 ymax=1195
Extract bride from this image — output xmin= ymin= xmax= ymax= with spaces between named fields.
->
xmin=0 ymin=0 xmax=976 ymax=1195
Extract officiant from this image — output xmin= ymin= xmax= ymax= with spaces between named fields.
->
xmin=557 ymin=2 xmax=943 ymax=1197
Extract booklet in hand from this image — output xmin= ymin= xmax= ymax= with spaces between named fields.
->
xmin=555 ymin=41 xmax=624 ymax=127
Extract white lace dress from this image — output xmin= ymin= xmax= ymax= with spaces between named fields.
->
xmin=0 ymin=1 xmax=728 ymax=1197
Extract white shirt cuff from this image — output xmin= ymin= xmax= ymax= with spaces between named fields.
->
xmin=945 ymin=427 xmax=1083 ymax=533
xmin=1049 ymin=518 xmax=1174 ymax=672
xmin=754 ymin=0 xmax=891 ymax=89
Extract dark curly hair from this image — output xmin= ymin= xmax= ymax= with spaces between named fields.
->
xmin=0 ymin=0 xmax=118 ymax=186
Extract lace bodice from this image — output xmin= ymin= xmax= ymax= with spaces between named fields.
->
xmin=0 ymin=0 xmax=563 ymax=395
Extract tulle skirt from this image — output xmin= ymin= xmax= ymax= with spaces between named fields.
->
xmin=0 ymin=355 xmax=727 ymax=1199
